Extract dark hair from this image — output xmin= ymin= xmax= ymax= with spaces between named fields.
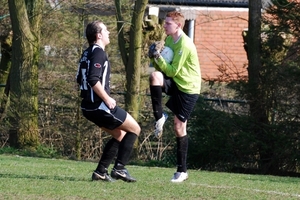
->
xmin=86 ymin=21 xmax=103 ymax=45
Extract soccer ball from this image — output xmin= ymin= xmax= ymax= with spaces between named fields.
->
xmin=160 ymin=46 xmax=174 ymax=64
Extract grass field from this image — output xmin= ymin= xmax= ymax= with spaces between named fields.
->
xmin=0 ymin=154 xmax=299 ymax=200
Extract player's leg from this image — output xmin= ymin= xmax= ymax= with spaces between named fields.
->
xmin=114 ymin=112 xmax=141 ymax=137
xmin=106 ymin=110 xmax=141 ymax=182
xmin=168 ymin=91 xmax=199 ymax=182
xmin=82 ymin=110 xmax=119 ymax=182
xmin=149 ymin=72 xmax=173 ymax=138
xmin=171 ymin=117 xmax=189 ymax=182
xmin=149 ymin=71 xmax=164 ymax=121
xmin=92 ymin=134 xmax=121 ymax=182
xmin=86 ymin=108 xmax=140 ymax=182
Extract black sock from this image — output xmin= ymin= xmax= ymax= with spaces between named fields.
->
xmin=96 ymin=138 xmax=120 ymax=173
xmin=114 ymin=132 xmax=137 ymax=170
xmin=150 ymin=85 xmax=163 ymax=121
xmin=176 ymin=135 xmax=188 ymax=172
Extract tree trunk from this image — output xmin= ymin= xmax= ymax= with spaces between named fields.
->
xmin=248 ymin=0 xmax=274 ymax=173
xmin=0 ymin=32 xmax=12 ymax=121
xmin=114 ymin=0 xmax=148 ymax=159
xmin=115 ymin=0 xmax=128 ymax=71
xmin=114 ymin=0 xmax=148 ymax=120
xmin=125 ymin=0 xmax=148 ymax=119
xmin=248 ymin=1 xmax=261 ymax=93
xmin=8 ymin=0 xmax=43 ymax=149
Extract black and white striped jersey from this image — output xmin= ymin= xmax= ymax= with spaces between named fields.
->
xmin=76 ymin=44 xmax=111 ymax=108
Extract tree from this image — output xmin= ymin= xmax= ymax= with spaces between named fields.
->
xmin=114 ymin=0 xmax=148 ymax=120
xmin=0 ymin=1 xmax=11 ymax=121
xmin=0 ymin=32 xmax=12 ymax=121
xmin=247 ymin=0 xmax=275 ymax=173
xmin=8 ymin=0 xmax=43 ymax=149
xmin=246 ymin=0 xmax=300 ymax=173
xmin=258 ymin=0 xmax=300 ymax=173
xmin=248 ymin=0 xmax=263 ymax=120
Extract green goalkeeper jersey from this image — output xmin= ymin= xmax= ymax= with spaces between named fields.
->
xmin=152 ymin=33 xmax=201 ymax=94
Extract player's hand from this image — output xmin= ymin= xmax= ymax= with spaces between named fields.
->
xmin=148 ymin=41 xmax=165 ymax=59
xmin=105 ymin=97 xmax=116 ymax=109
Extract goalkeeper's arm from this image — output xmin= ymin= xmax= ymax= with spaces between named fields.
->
xmin=150 ymin=58 xmax=161 ymax=71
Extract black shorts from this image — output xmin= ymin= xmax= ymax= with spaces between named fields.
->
xmin=81 ymin=102 xmax=127 ymax=130
xmin=163 ymin=74 xmax=199 ymax=122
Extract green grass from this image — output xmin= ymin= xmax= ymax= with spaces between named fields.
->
xmin=0 ymin=154 xmax=299 ymax=200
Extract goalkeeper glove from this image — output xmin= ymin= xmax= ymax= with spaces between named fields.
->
xmin=148 ymin=41 xmax=165 ymax=59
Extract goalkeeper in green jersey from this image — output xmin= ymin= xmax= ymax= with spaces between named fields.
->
xmin=148 ymin=11 xmax=201 ymax=183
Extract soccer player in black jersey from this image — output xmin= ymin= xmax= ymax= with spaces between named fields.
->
xmin=76 ymin=21 xmax=141 ymax=182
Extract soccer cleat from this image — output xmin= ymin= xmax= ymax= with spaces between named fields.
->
xmin=154 ymin=112 xmax=168 ymax=138
xmin=171 ymin=172 xmax=188 ymax=183
xmin=111 ymin=168 xmax=136 ymax=182
xmin=92 ymin=171 xmax=114 ymax=182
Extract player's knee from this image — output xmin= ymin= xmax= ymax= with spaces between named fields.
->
xmin=149 ymin=71 xmax=162 ymax=83
xmin=174 ymin=121 xmax=186 ymax=134
xmin=128 ymin=121 xmax=141 ymax=136
xmin=135 ymin=125 xmax=141 ymax=136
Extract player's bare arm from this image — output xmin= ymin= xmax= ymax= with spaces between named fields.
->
xmin=92 ymin=81 xmax=116 ymax=109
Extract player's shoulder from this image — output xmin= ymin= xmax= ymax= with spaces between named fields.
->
xmin=82 ymin=46 xmax=91 ymax=54
xmin=91 ymin=45 xmax=106 ymax=59
xmin=91 ymin=44 xmax=104 ymax=52
xmin=181 ymin=34 xmax=196 ymax=50
xmin=181 ymin=33 xmax=193 ymax=43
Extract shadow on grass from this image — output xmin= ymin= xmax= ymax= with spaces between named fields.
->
xmin=231 ymin=167 xmax=300 ymax=178
xmin=0 ymin=173 xmax=89 ymax=182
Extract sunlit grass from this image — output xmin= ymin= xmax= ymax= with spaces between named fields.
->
xmin=0 ymin=154 xmax=299 ymax=200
